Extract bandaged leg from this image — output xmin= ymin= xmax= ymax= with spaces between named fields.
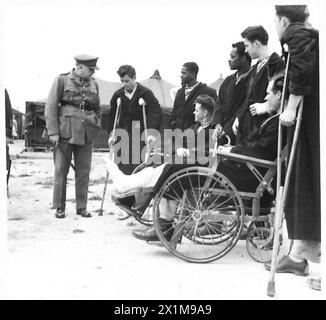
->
xmin=106 ymin=158 xmax=166 ymax=195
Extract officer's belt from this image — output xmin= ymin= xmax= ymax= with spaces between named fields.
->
xmin=60 ymin=103 xmax=94 ymax=111
xmin=60 ymin=103 xmax=80 ymax=108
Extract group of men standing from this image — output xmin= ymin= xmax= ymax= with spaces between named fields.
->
xmin=43 ymin=5 xmax=320 ymax=289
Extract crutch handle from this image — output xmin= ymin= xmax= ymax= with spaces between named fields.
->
xmin=139 ymin=98 xmax=151 ymax=160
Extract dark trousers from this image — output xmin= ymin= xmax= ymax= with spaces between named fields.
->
xmin=53 ymin=141 xmax=93 ymax=210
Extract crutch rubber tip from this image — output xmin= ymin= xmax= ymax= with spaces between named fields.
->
xmin=267 ymin=281 xmax=276 ymax=297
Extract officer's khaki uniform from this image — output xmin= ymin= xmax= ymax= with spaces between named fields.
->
xmin=45 ymin=70 xmax=101 ymax=210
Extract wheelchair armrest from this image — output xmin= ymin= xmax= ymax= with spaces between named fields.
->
xmin=215 ymin=150 xmax=276 ymax=168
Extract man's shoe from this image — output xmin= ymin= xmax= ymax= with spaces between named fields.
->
xmin=132 ymin=218 xmax=174 ymax=241
xmin=133 ymin=227 xmax=159 ymax=241
xmin=77 ymin=208 xmax=92 ymax=218
xmin=264 ymin=255 xmax=309 ymax=276
xmin=55 ymin=208 xmax=66 ymax=219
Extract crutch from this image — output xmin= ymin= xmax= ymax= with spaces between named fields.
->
xmin=267 ymin=52 xmax=304 ymax=296
xmin=98 ymin=97 xmax=121 ymax=216
xmin=139 ymin=98 xmax=151 ymax=163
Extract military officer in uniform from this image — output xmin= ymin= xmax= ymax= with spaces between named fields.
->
xmin=45 ymin=54 xmax=101 ymax=218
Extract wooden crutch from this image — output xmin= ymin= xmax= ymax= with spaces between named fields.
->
xmin=98 ymin=97 xmax=121 ymax=216
xmin=267 ymin=51 xmax=304 ymax=296
xmin=138 ymin=98 xmax=151 ymax=163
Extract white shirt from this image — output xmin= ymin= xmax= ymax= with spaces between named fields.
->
xmin=185 ymin=82 xmax=200 ymax=99
xmin=256 ymin=56 xmax=270 ymax=74
xmin=124 ymin=84 xmax=138 ymax=100
xmin=197 ymin=121 xmax=211 ymax=133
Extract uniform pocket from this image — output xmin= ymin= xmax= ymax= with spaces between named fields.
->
xmin=59 ymin=115 xmax=72 ymax=139
xmin=83 ymin=112 xmax=100 ymax=141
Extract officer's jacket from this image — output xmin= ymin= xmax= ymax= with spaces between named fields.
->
xmin=45 ymin=70 xmax=101 ymax=145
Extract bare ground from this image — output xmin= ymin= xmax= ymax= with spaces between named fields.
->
xmin=3 ymin=141 xmax=323 ymax=300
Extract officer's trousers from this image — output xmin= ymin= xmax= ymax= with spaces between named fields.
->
xmin=52 ymin=141 xmax=93 ymax=210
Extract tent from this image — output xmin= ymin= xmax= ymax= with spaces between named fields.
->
xmin=95 ymin=77 xmax=121 ymax=106
xmin=140 ymin=70 xmax=177 ymax=110
xmin=209 ymin=74 xmax=224 ymax=92
xmin=140 ymin=70 xmax=178 ymax=131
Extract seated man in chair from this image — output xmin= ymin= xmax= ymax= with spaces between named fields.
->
xmin=108 ymin=76 xmax=286 ymax=242
xmin=107 ymin=94 xmax=216 ymax=236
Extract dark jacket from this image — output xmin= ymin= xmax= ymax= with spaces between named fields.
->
xmin=108 ymin=83 xmax=162 ymax=175
xmin=236 ymin=52 xmax=285 ymax=144
xmin=214 ymin=71 xmax=250 ymax=127
xmin=45 ymin=70 xmax=101 ymax=145
xmin=108 ymin=83 xmax=162 ymax=134
xmin=169 ymin=83 xmax=217 ymax=131
xmin=232 ymin=113 xmax=280 ymax=161
xmin=169 ymin=122 xmax=215 ymax=163
xmin=281 ymin=23 xmax=320 ymax=242
xmin=150 ymin=123 xmax=215 ymax=201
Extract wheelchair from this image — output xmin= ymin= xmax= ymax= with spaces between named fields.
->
xmin=113 ymin=142 xmax=287 ymax=264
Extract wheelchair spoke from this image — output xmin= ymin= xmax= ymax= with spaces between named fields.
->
xmin=207 ymin=191 xmax=238 ymax=212
xmin=165 ymin=190 xmax=197 ymax=213
xmin=195 ymin=173 xmax=220 ymax=211
xmin=187 ymin=173 xmax=199 ymax=210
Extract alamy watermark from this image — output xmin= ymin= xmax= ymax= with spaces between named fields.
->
xmin=110 ymin=121 xmax=217 ymax=166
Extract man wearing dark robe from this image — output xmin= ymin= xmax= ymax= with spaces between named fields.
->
xmin=213 ymin=42 xmax=251 ymax=144
xmin=169 ymin=62 xmax=217 ymax=131
xmin=265 ymin=6 xmax=320 ymax=287
xmin=108 ymin=65 xmax=162 ymax=175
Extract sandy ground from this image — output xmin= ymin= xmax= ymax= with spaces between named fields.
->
xmin=2 ymin=140 xmax=324 ymax=300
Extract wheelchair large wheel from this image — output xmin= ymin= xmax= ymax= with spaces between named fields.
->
xmin=152 ymin=166 xmax=245 ymax=263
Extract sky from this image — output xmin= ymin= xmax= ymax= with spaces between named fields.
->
xmin=1 ymin=0 xmax=323 ymax=112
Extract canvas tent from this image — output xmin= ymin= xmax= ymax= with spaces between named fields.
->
xmin=209 ymin=74 xmax=224 ymax=92
xmin=140 ymin=70 xmax=177 ymax=110
xmin=95 ymin=77 xmax=121 ymax=106
xmin=140 ymin=70 xmax=178 ymax=131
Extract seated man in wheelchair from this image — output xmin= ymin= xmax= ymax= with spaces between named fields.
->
xmin=107 ymin=75 xmax=286 ymax=242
